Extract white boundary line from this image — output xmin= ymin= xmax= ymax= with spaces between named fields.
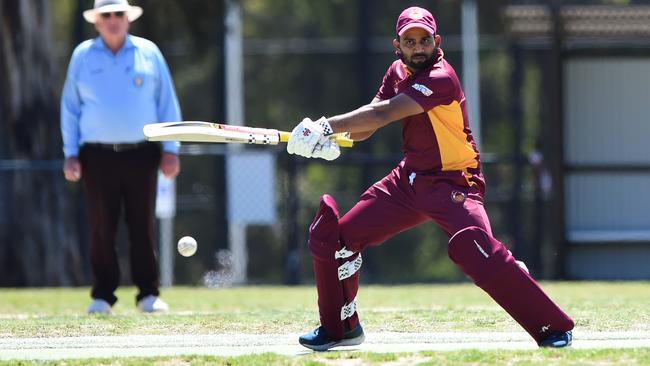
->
xmin=2 ymin=331 xmax=650 ymax=360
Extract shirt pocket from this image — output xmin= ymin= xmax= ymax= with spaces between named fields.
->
xmin=128 ymin=55 xmax=157 ymax=96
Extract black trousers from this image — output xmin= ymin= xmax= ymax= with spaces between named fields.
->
xmin=79 ymin=142 xmax=161 ymax=305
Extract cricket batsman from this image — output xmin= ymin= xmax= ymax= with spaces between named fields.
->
xmin=286 ymin=6 xmax=574 ymax=351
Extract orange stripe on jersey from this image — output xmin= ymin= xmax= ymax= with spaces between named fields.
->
xmin=426 ymin=101 xmax=478 ymax=171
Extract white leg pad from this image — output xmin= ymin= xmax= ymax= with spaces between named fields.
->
xmin=338 ymin=255 xmax=362 ymax=280
xmin=335 ymin=246 xmax=355 ymax=259
xmin=508 ymin=250 xmax=530 ymax=274
xmin=340 ymin=297 xmax=358 ymax=320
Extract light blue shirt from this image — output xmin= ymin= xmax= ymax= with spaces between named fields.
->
xmin=61 ymin=35 xmax=181 ymax=157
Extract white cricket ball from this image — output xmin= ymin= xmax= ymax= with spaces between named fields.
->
xmin=177 ymin=236 xmax=197 ymax=257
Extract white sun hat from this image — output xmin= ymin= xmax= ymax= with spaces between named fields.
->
xmin=83 ymin=0 xmax=143 ymax=23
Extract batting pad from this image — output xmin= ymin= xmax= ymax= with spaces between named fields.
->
xmin=448 ymin=226 xmax=574 ymax=344
xmin=308 ymin=194 xmax=361 ymax=340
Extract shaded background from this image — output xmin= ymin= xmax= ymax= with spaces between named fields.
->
xmin=2 ymin=0 xmax=649 ymax=287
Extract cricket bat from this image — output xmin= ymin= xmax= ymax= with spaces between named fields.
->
xmin=143 ymin=121 xmax=354 ymax=147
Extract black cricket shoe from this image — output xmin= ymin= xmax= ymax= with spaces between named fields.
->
xmin=298 ymin=323 xmax=365 ymax=351
xmin=539 ymin=330 xmax=572 ymax=348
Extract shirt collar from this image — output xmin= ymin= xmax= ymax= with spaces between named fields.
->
xmin=92 ymin=34 xmax=135 ymax=51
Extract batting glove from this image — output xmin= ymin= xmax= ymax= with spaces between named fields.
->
xmin=312 ymin=136 xmax=341 ymax=161
xmin=287 ymin=117 xmax=334 ymax=158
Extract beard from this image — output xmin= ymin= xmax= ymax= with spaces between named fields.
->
xmin=405 ymin=52 xmax=436 ymax=70
xmin=399 ymin=47 xmax=438 ymax=70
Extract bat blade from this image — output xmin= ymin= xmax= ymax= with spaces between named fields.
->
xmin=143 ymin=121 xmax=281 ymax=145
xmin=143 ymin=121 xmax=354 ymax=147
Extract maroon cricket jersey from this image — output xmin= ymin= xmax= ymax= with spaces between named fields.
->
xmin=375 ymin=49 xmax=481 ymax=176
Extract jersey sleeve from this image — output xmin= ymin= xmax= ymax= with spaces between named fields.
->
xmin=402 ymin=70 xmax=456 ymax=111
xmin=60 ymin=45 xmax=84 ymax=158
xmin=151 ymin=44 xmax=182 ymax=154
xmin=374 ymin=64 xmax=397 ymax=101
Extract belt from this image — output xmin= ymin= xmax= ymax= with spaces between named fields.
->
xmin=399 ymin=160 xmax=482 ymax=176
xmin=84 ymin=141 xmax=154 ymax=152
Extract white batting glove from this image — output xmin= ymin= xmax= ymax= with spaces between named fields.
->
xmin=287 ymin=117 xmax=334 ymax=158
xmin=312 ymin=135 xmax=341 ymax=161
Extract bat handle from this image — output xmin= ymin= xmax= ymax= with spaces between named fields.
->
xmin=278 ymin=131 xmax=354 ymax=148
xmin=332 ymin=133 xmax=354 ymax=147
xmin=278 ymin=131 xmax=292 ymax=143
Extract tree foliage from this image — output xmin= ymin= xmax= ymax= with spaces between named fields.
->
xmin=0 ymin=0 xmax=83 ymax=286
xmin=0 ymin=0 xmax=582 ymax=285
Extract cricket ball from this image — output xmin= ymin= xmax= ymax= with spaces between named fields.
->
xmin=177 ymin=236 xmax=197 ymax=257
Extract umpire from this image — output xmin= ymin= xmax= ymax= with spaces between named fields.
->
xmin=60 ymin=0 xmax=181 ymax=314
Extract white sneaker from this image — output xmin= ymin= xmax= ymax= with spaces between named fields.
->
xmin=87 ymin=299 xmax=111 ymax=314
xmin=137 ymin=295 xmax=169 ymax=313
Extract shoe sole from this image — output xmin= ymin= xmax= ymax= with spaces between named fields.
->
xmin=299 ymin=333 xmax=365 ymax=352
xmin=541 ymin=340 xmax=572 ymax=348
xmin=539 ymin=331 xmax=573 ymax=348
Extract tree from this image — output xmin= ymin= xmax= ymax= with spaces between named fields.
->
xmin=0 ymin=0 xmax=83 ymax=286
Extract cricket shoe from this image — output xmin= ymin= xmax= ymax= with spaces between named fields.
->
xmin=137 ymin=295 xmax=169 ymax=313
xmin=87 ymin=299 xmax=111 ymax=314
xmin=298 ymin=324 xmax=365 ymax=351
xmin=539 ymin=330 xmax=572 ymax=348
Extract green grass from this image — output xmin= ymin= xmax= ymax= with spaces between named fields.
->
xmin=1 ymin=282 xmax=649 ymax=365
xmin=1 ymin=282 xmax=649 ymax=336
xmin=4 ymin=349 xmax=650 ymax=366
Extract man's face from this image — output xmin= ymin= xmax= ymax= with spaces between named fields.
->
xmin=95 ymin=11 xmax=129 ymax=42
xmin=393 ymin=28 xmax=440 ymax=71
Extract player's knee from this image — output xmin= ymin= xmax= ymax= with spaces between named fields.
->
xmin=307 ymin=195 xmax=362 ymax=275
xmin=308 ymin=194 xmax=343 ymax=259
xmin=448 ymin=226 xmax=515 ymax=285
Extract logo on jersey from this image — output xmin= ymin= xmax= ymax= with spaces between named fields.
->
xmin=451 ymin=190 xmax=466 ymax=203
xmin=412 ymin=83 xmax=433 ymax=96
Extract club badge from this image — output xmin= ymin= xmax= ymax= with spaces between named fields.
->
xmin=134 ymin=76 xmax=144 ymax=87
xmin=409 ymin=8 xmax=424 ymax=19
xmin=451 ymin=190 xmax=466 ymax=203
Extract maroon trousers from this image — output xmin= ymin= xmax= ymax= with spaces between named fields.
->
xmin=310 ymin=161 xmax=573 ymax=343
xmin=79 ymin=142 xmax=161 ymax=305
xmin=340 ymin=162 xmax=491 ymax=250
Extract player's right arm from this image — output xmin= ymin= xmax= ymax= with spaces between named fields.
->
xmin=287 ymin=92 xmax=422 ymax=159
xmin=61 ymin=45 xmax=84 ymax=182
xmin=346 ymin=62 xmax=422 ymax=141
xmin=287 ymin=62 xmax=422 ymax=159
xmin=348 ymin=97 xmax=381 ymax=141
xmin=327 ymin=93 xmax=423 ymax=137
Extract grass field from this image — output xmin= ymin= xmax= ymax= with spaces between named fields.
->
xmin=1 ymin=282 xmax=649 ymax=365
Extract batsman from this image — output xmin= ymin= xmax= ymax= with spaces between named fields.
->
xmin=287 ymin=6 xmax=574 ymax=351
